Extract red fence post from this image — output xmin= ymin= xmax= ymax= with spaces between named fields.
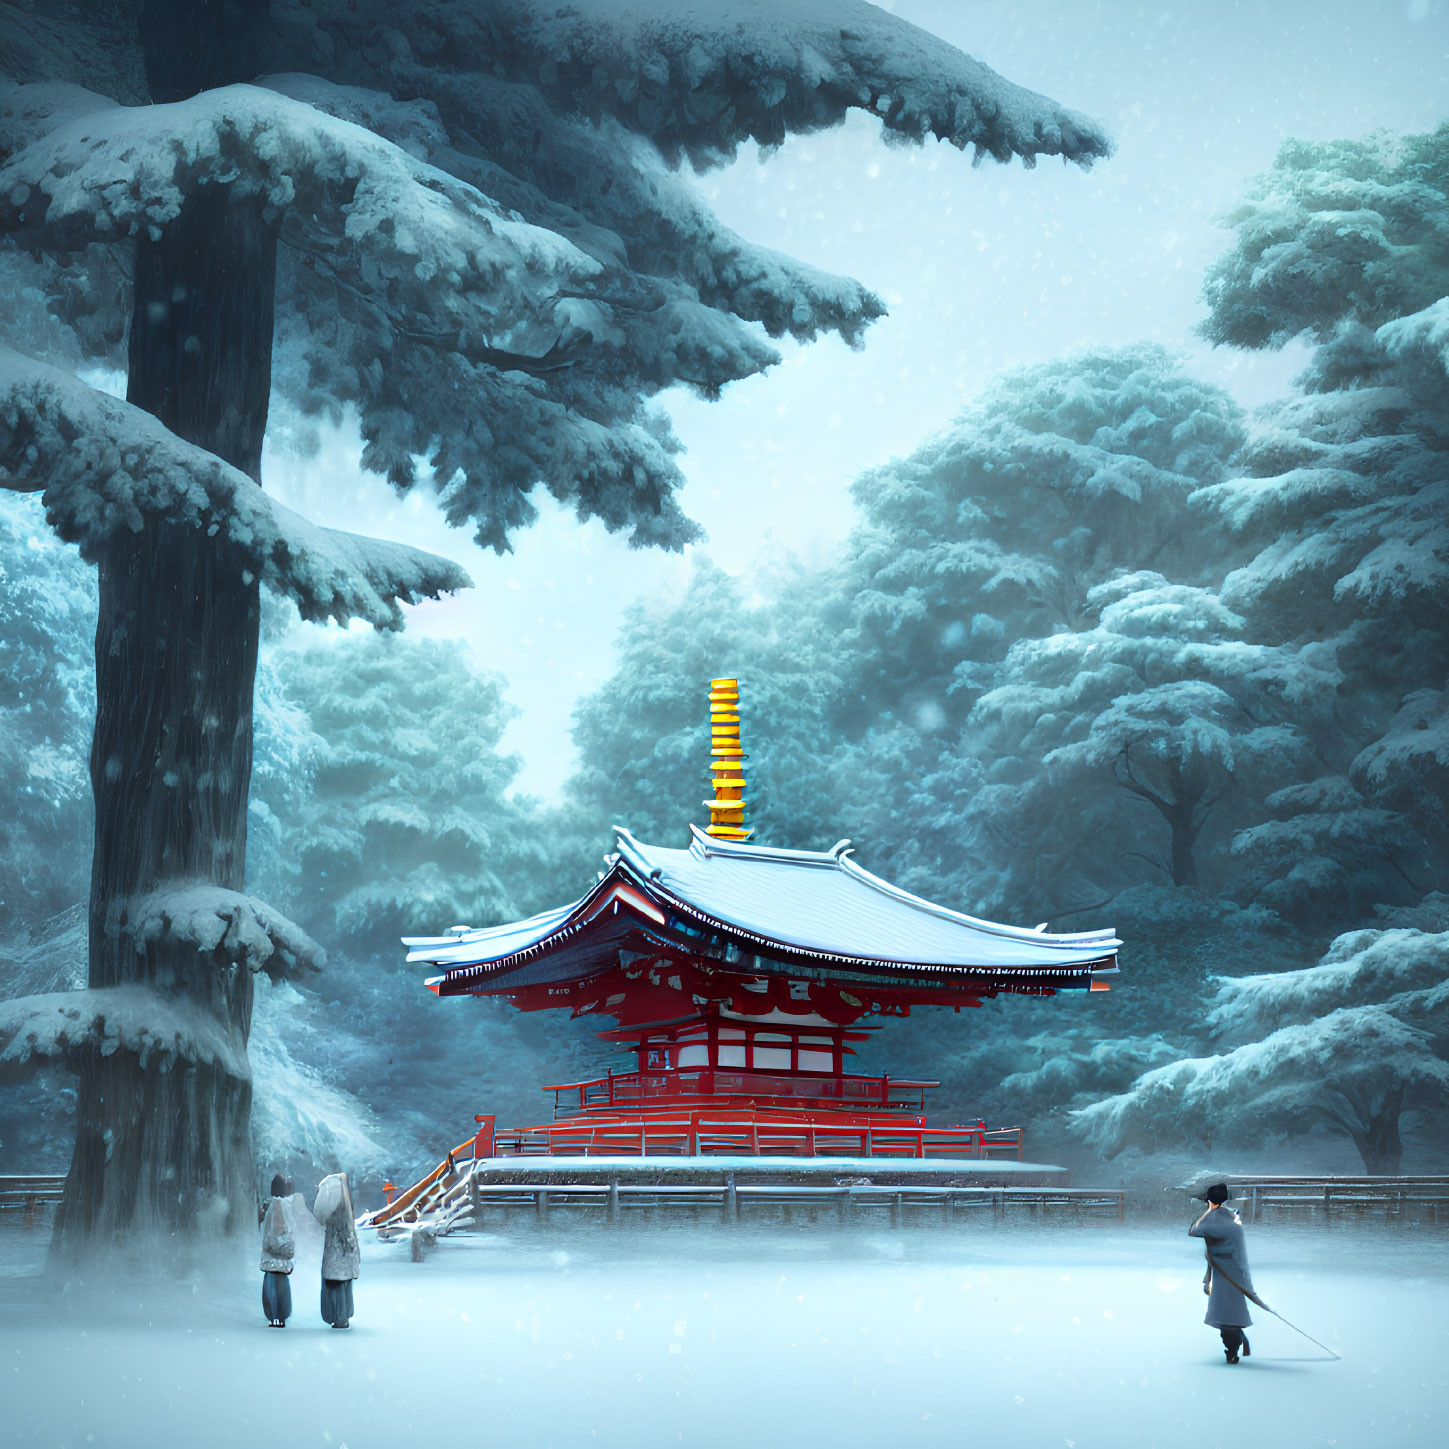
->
xmin=473 ymin=1114 xmax=496 ymax=1161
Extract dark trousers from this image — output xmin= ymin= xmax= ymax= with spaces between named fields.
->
xmin=321 ymin=1277 xmax=355 ymax=1326
xmin=1220 ymin=1326 xmax=1246 ymax=1354
xmin=262 ymin=1271 xmax=292 ymax=1324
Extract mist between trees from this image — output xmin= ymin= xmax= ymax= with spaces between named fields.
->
xmin=0 ymin=5 xmax=1445 ymax=1250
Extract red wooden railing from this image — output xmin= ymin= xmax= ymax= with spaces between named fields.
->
xmin=546 ymin=1068 xmax=939 ymax=1116
xmin=492 ymin=1110 xmax=1022 ymax=1162
xmin=358 ymin=1114 xmax=1025 ymax=1231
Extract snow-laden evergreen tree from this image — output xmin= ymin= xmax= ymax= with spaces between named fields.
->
xmin=1058 ymin=122 xmax=1449 ymax=1170
xmin=0 ymin=2 xmax=1110 ymax=1246
xmin=842 ymin=346 xmax=1247 ymax=724
xmin=826 ymin=347 xmax=1250 ymax=915
xmin=1195 ymin=122 xmax=1449 ymax=924
xmin=0 ymin=494 xmax=95 ymax=930
xmin=263 ymin=632 xmax=551 ymax=953
xmin=1072 ymin=912 xmax=1449 ymax=1172
xmin=967 ymin=573 xmax=1328 ymax=907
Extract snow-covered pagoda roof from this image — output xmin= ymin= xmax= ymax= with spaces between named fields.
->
xmin=405 ymin=826 xmax=1119 ymax=994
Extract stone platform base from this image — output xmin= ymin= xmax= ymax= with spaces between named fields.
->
xmin=474 ymin=1154 xmax=1070 ymax=1190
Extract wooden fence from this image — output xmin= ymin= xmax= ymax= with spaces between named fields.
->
xmin=1228 ymin=1175 xmax=1449 ymax=1223
xmin=0 ymin=1174 xmax=65 ymax=1228
xmin=461 ymin=1179 xmax=1125 ymax=1228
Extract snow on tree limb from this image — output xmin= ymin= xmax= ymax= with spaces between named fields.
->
xmin=1070 ymin=1004 xmax=1449 ymax=1159
xmin=480 ymin=0 xmax=1112 ymax=169
xmin=1200 ymin=125 xmax=1449 ymax=350
xmin=260 ymin=70 xmax=886 ymax=349
xmin=0 ymin=348 xmax=471 ymax=627
xmin=1 ymin=11 xmax=1114 ymax=560
xmin=1353 ymin=690 xmax=1449 ymax=800
xmin=0 ymin=985 xmax=251 ymax=1083
xmin=0 ymin=80 xmax=117 ymax=157
xmin=116 ymin=883 xmax=325 ymax=980
xmin=1379 ymin=297 xmax=1449 ymax=387
xmin=0 ymin=81 xmax=593 ymax=346
xmin=1208 ymin=927 xmax=1449 ymax=1041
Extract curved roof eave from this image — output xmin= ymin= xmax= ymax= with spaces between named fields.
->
xmin=618 ymin=824 xmax=1121 ymax=960
xmin=405 ymin=825 xmax=1121 ymax=978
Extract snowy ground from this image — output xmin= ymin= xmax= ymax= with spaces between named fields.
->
xmin=2 ymin=1216 xmax=1445 ymax=1449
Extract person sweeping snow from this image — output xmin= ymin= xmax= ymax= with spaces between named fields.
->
xmin=259 ymin=1173 xmax=296 ymax=1328
xmin=1189 ymin=1182 xmax=1254 ymax=1363
xmin=314 ymin=1172 xmax=360 ymax=1330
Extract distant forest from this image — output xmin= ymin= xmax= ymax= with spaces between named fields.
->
xmin=4 ymin=119 xmax=1446 ymax=1189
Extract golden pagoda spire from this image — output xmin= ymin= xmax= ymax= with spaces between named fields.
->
xmin=705 ymin=676 xmax=753 ymax=841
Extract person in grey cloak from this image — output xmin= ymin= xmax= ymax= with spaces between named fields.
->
xmin=260 ymin=1173 xmax=296 ymax=1327
xmin=1189 ymin=1182 xmax=1255 ymax=1363
xmin=314 ymin=1172 xmax=360 ymax=1329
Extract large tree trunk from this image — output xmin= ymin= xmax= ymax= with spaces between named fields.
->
xmin=55 ymin=184 xmax=278 ymax=1250
xmin=1348 ymin=1086 xmax=1405 ymax=1176
xmin=1116 ymin=747 xmax=1204 ymax=888
xmin=1165 ymin=799 xmax=1200 ymax=889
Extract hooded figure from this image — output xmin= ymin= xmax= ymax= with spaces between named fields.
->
xmin=1189 ymin=1183 xmax=1255 ymax=1363
xmin=314 ymin=1172 xmax=360 ymax=1329
xmin=260 ymin=1173 xmax=296 ymax=1327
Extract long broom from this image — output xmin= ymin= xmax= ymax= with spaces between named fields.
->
xmin=1205 ymin=1250 xmax=1343 ymax=1360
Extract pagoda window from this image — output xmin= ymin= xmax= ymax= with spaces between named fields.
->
xmin=677 ymin=1044 xmax=708 ymax=1068
xmin=751 ymin=1031 xmax=792 ymax=1071
xmin=717 ymin=1043 xmax=746 ymax=1068
xmin=798 ymin=1048 xmax=833 ymax=1074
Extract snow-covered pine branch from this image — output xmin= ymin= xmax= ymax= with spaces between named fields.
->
xmin=0 ymin=985 xmax=251 ymax=1083
xmin=0 ymin=81 xmax=591 ymax=339
xmin=1207 ymin=926 xmax=1449 ymax=1041
xmin=0 ymin=79 xmax=118 ymax=156
xmin=258 ymin=71 xmax=886 ymax=350
xmin=0 ymin=348 xmax=470 ymax=628
xmin=479 ymin=0 xmax=1113 ymax=170
xmin=1070 ymin=1003 xmax=1449 ymax=1172
xmin=0 ymin=81 xmax=703 ymax=553
xmin=113 ymin=883 xmax=325 ymax=981
xmin=1201 ymin=125 xmax=1449 ymax=351
xmin=1353 ymin=690 xmax=1449 ymax=813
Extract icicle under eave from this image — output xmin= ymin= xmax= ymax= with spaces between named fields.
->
xmin=704 ymin=675 xmax=753 ymax=841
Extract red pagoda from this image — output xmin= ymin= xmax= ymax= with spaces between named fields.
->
xmin=383 ymin=678 xmax=1119 ymax=1198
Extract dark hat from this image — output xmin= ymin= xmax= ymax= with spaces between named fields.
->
xmin=1194 ymin=1182 xmax=1233 ymax=1204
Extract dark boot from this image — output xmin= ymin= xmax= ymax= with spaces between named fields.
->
xmin=1241 ymin=1334 xmax=1250 ymax=1358
xmin=1220 ymin=1327 xmax=1243 ymax=1364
